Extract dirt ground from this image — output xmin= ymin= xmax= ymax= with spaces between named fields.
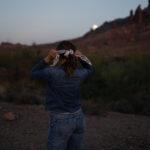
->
xmin=0 ymin=102 xmax=150 ymax=150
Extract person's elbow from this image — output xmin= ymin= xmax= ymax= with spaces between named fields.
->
xmin=30 ymin=71 xmax=41 ymax=80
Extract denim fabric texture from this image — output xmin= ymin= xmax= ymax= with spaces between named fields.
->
xmin=30 ymin=58 xmax=93 ymax=113
xmin=30 ymin=56 xmax=93 ymax=150
xmin=46 ymin=108 xmax=86 ymax=150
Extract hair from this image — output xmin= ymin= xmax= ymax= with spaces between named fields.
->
xmin=56 ymin=40 xmax=78 ymax=77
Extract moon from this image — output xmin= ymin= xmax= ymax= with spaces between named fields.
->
xmin=92 ymin=24 xmax=98 ymax=30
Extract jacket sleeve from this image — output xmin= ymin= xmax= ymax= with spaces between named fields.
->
xmin=30 ymin=59 xmax=51 ymax=80
xmin=79 ymin=56 xmax=94 ymax=79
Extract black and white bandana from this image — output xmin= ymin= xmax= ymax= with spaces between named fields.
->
xmin=50 ymin=49 xmax=92 ymax=66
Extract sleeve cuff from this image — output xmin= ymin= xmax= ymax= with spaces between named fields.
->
xmin=42 ymin=58 xmax=48 ymax=64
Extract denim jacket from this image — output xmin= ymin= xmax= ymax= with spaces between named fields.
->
xmin=30 ymin=58 xmax=93 ymax=113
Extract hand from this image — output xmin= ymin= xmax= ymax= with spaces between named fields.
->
xmin=44 ymin=49 xmax=58 ymax=63
xmin=49 ymin=49 xmax=58 ymax=59
xmin=75 ymin=50 xmax=83 ymax=57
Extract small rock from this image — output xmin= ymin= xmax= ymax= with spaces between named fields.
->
xmin=2 ymin=112 xmax=16 ymax=121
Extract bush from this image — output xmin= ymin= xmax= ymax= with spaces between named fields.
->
xmin=2 ymin=90 xmax=44 ymax=105
xmin=0 ymin=48 xmax=150 ymax=116
xmin=108 ymin=99 xmax=134 ymax=114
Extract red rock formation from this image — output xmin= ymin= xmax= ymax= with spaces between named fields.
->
xmin=129 ymin=10 xmax=134 ymax=24
xmin=141 ymin=0 xmax=150 ymax=24
xmin=135 ymin=5 xmax=143 ymax=24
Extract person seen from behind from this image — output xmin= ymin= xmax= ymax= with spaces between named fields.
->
xmin=30 ymin=40 xmax=93 ymax=150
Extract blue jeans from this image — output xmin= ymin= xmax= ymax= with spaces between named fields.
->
xmin=46 ymin=108 xmax=86 ymax=150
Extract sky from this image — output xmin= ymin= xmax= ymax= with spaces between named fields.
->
xmin=0 ymin=0 xmax=148 ymax=45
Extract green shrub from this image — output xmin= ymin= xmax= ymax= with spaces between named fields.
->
xmin=0 ymin=48 xmax=150 ymax=115
xmin=108 ymin=99 xmax=134 ymax=113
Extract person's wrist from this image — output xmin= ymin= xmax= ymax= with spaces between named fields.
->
xmin=44 ymin=55 xmax=52 ymax=63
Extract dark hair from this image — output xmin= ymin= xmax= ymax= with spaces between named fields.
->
xmin=56 ymin=40 xmax=78 ymax=77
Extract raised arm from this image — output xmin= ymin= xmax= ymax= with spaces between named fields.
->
xmin=75 ymin=50 xmax=94 ymax=77
xmin=30 ymin=49 xmax=58 ymax=80
xmin=30 ymin=59 xmax=50 ymax=80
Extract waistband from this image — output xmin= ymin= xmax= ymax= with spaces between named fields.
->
xmin=50 ymin=108 xmax=82 ymax=116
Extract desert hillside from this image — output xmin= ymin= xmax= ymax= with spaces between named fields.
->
xmin=0 ymin=2 xmax=150 ymax=150
xmin=1 ymin=1 xmax=150 ymax=56
xmin=0 ymin=2 xmax=150 ymax=117
xmin=72 ymin=1 xmax=150 ymax=56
